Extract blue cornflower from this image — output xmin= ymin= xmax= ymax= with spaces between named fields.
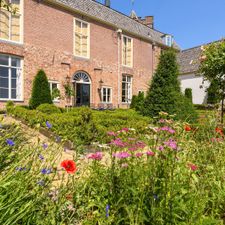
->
xmin=42 ymin=143 xmax=48 ymax=149
xmin=37 ymin=180 xmax=45 ymax=186
xmin=16 ymin=167 xmax=27 ymax=171
xmin=106 ymin=204 xmax=110 ymax=218
xmin=6 ymin=139 xmax=15 ymax=146
xmin=46 ymin=121 xmax=52 ymax=129
xmin=39 ymin=154 xmax=44 ymax=160
xmin=41 ymin=168 xmax=51 ymax=175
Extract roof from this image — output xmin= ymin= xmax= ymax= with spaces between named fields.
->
xmin=49 ymin=0 xmax=180 ymax=49
xmin=177 ymin=46 xmax=202 ymax=74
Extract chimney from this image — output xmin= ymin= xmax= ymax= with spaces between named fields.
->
xmin=139 ymin=16 xmax=154 ymax=29
xmin=105 ymin=0 xmax=110 ymax=7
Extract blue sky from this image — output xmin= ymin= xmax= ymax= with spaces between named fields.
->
xmin=97 ymin=0 xmax=225 ymax=50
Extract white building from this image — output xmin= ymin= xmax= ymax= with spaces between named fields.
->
xmin=177 ymin=46 xmax=210 ymax=104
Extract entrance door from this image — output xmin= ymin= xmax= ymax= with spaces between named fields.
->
xmin=76 ymin=83 xmax=90 ymax=106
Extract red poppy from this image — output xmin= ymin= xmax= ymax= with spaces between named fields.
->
xmin=187 ymin=163 xmax=198 ymax=171
xmin=185 ymin=125 xmax=192 ymax=132
xmin=215 ymin=127 xmax=224 ymax=136
xmin=61 ymin=160 xmax=77 ymax=174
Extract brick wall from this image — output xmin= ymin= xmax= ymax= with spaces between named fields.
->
xmin=0 ymin=0 xmax=161 ymax=109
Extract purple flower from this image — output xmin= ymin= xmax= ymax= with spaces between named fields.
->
xmin=42 ymin=143 xmax=48 ymax=150
xmin=39 ymin=154 xmax=44 ymax=160
xmin=46 ymin=121 xmax=52 ymax=129
xmin=158 ymin=146 xmax=164 ymax=151
xmin=41 ymin=168 xmax=51 ymax=174
xmin=110 ymin=138 xmax=126 ymax=147
xmin=159 ymin=126 xmax=175 ymax=134
xmin=15 ymin=167 xmax=26 ymax=171
xmin=6 ymin=139 xmax=15 ymax=146
xmin=113 ymin=152 xmax=131 ymax=159
xmin=135 ymin=152 xmax=143 ymax=158
xmin=87 ymin=152 xmax=103 ymax=160
xmin=106 ymin=204 xmax=110 ymax=218
xmin=164 ymin=139 xmax=178 ymax=150
xmin=146 ymin=151 xmax=155 ymax=156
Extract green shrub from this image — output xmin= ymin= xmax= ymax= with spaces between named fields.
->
xmin=185 ymin=88 xmax=193 ymax=103
xmin=130 ymin=92 xmax=145 ymax=112
xmin=29 ymin=69 xmax=52 ymax=109
xmin=37 ymin=104 xmax=61 ymax=114
xmin=143 ymin=49 xmax=196 ymax=122
xmin=6 ymin=100 xmax=14 ymax=113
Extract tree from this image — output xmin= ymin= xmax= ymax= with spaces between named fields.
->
xmin=143 ymin=49 xmax=196 ymax=122
xmin=29 ymin=70 xmax=52 ymax=109
xmin=199 ymin=39 xmax=225 ymax=124
xmin=206 ymin=79 xmax=220 ymax=105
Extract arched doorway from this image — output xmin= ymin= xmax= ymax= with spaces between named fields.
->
xmin=73 ymin=71 xmax=91 ymax=107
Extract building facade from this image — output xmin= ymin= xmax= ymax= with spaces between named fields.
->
xmin=0 ymin=0 xmax=175 ymax=109
xmin=178 ymin=46 xmax=210 ymax=105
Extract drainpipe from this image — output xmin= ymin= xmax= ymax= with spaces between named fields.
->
xmin=117 ymin=28 xmax=122 ymax=108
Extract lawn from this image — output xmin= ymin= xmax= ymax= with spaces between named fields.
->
xmin=1 ymin=108 xmax=225 ymax=224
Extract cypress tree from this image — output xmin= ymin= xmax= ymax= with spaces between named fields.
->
xmin=29 ymin=69 xmax=52 ymax=109
xmin=143 ymin=49 xmax=197 ymax=121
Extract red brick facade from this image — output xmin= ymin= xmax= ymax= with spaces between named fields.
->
xmin=0 ymin=0 xmax=163 ymax=109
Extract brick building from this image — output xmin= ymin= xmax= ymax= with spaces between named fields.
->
xmin=0 ymin=0 xmax=178 ymax=109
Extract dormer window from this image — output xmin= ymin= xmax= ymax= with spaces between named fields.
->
xmin=162 ymin=34 xmax=173 ymax=47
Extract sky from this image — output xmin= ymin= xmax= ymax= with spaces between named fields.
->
xmin=97 ymin=0 xmax=225 ymax=50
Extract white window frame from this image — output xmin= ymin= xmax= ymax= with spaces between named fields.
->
xmin=49 ymin=81 xmax=60 ymax=103
xmin=73 ymin=18 xmax=90 ymax=59
xmin=122 ymin=35 xmax=133 ymax=68
xmin=0 ymin=0 xmax=24 ymax=44
xmin=101 ymin=86 xmax=112 ymax=104
xmin=122 ymin=75 xmax=132 ymax=104
xmin=0 ymin=54 xmax=23 ymax=101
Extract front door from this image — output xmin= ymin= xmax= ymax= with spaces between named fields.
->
xmin=76 ymin=83 xmax=90 ymax=106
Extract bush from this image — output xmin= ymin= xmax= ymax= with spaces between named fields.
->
xmin=143 ymin=49 xmax=196 ymax=122
xmin=6 ymin=100 xmax=14 ymax=113
xmin=29 ymin=70 xmax=52 ymax=109
xmin=37 ymin=104 xmax=61 ymax=114
xmin=130 ymin=92 xmax=145 ymax=112
xmin=185 ymin=88 xmax=193 ymax=103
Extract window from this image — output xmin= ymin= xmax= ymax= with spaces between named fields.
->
xmin=74 ymin=19 xmax=89 ymax=58
xmin=0 ymin=54 xmax=22 ymax=100
xmin=0 ymin=0 xmax=22 ymax=42
xmin=122 ymin=36 xmax=133 ymax=67
xmin=122 ymin=75 xmax=132 ymax=103
xmin=101 ymin=87 xmax=112 ymax=103
xmin=49 ymin=81 xmax=60 ymax=102
xmin=163 ymin=35 xmax=173 ymax=47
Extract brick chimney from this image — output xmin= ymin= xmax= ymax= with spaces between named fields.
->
xmin=105 ymin=0 xmax=110 ymax=7
xmin=139 ymin=16 xmax=154 ymax=29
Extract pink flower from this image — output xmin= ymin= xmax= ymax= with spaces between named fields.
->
xmin=187 ymin=163 xmax=198 ymax=171
xmin=135 ymin=141 xmax=146 ymax=149
xmin=164 ymin=139 xmax=177 ymax=150
xmin=159 ymin=119 xmax=166 ymax=123
xmin=135 ymin=152 xmax=143 ymax=158
xmin=110 ymin=138 xmax=126 ymax=147
xmin=113 ymin=152 xmax=131 ymax=159
xmin=159 ymin=126 xmax=175 ymax=134
xmin=146 ymin=151 xmax=155 ymax=156
xmin=158 ymin=146 xmax=164 ymax=151
xmin=87 ymin=152 xmax=103 ymax=160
